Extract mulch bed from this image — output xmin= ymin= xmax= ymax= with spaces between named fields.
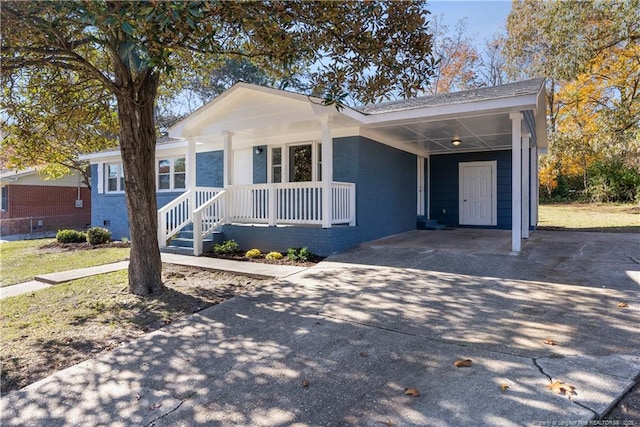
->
xmin=39 ymin=241 xmax=131 ymax=252
xmin=202 ymin=251 xmax=322 ymax=267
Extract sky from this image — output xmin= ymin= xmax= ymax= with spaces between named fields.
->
xmin=427 ymin=1 xmax=512 ymax=44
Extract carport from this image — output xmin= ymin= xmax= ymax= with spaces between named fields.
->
xmin=352 ymin=78 xmax=548 ymax=252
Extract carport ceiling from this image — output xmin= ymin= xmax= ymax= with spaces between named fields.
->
xmin=363 ymin=112 xmax=515 ymax=154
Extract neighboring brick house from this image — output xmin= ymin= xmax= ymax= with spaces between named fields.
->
xmin=0 ymin=168 xmax=91 ymax=236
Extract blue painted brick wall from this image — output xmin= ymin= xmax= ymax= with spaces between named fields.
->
xmin=224 ymin=136 xmax=418 ymax=256
xmin=430 ymin=150 xmax=512 ymax=228
xmin=196 ymin=151 xmax=223 ymax=187
xmin=253 ymin=145 xmax=267 ymax=184
xmin=90 ymin=164 xmax=186 ymax=240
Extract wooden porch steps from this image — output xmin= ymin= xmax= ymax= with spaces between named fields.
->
xmin=160 ymin=223 xmax=223 ymax=255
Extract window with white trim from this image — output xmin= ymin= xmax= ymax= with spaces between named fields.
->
xmin=106 ymin=163 xmax=125 ymax=192
xmin=271 ymin=148 xmax=282 ymax=183
xmin=157 ymin=157 xmax=186 ymax=191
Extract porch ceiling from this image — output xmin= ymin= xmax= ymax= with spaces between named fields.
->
xmin=361 ymin=111 xmax=519 ymax=155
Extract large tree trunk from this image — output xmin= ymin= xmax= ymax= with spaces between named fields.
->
xmin=114 ymin=69 xmax=163 ymax=295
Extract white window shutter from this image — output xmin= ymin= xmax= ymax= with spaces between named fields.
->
xmin=97 ymin=163 xmax=104 ymax=193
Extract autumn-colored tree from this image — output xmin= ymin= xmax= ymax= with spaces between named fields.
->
xmin=1 ymin=1 xmax=435 ymax=295
xmin=426 ymin=16 xmax=480 ymax=94
xmin=505 ymin=0 xmax=640 ymax=202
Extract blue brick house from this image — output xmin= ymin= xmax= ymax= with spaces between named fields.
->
xmin=81 ymin=79 xmax=547 ymax=256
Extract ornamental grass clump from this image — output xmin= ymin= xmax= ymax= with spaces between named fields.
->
xmin=266 ymin=251 xmax=283 ymax=260
xmin=245 ymin=248 xmax=261 ymax=258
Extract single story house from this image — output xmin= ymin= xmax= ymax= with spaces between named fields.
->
xmin=0 ymin=168 xmax=91 ymax=235
xmin=81 ymin=79 xmax=547 ymax=256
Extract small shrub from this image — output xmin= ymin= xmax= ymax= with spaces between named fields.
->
xmin=287 ymin=247 xmax=314 ymax=262
xmin=87 ymin=227 xmax=112 ymax=245
xmin=56 ymin=229 xmax=87 ymax=244
xmin=245 ymin=248 xmax=261 ymax=258
xmin=121 ymin=237 xmax=130 ymax=244
xmin=214 ymin=239 xmax=239 ymax=254
xmin=266 ymin=251 xmax=283 ymax=260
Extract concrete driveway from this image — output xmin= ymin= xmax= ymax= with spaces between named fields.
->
xmin=1 ymin=230 xmax=639 ymax=426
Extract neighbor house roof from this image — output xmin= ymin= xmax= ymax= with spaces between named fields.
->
xmin=358 ymin=79 xmax=546 ymax=115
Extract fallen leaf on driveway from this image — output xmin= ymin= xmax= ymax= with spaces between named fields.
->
xmin=543 ymin=339 xmax=558 ymax=345
xmin=149 ymin=402 xmax=162 ymax=410
xmin=404 ymin=387 xmax=420 ymax=397
xmin=376 ymin=419 xmax=396 ymax=426
xmin=617 ymin=302 xmax=629 ymax=308
xmin=301 ymin=379 xmax=310 ymax=387
xmin=546 ymin=380 xmax=577 ymax=399
xmin=500 ymin=384 xmax=509 ymax=392
xmin=360 ymin=351 xmax=369 ymax=358
xmin=454 ymin=359 xmax=473 ymax=368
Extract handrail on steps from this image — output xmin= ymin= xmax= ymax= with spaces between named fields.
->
xmin=157 ymin=189 xmax=192 ymax=248
xmin=192 ymin=190 xmax=227 ymax=256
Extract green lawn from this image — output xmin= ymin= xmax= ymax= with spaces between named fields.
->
xmin=0 ymin=239 xmax=130 ymax=287
xmin=0 ymin=265 xmax=267 ymax=395
xmin=538 ymin=202 xmax=640 ymax=232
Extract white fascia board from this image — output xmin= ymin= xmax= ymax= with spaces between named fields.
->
xmin=79 ymin=140 xmax=187 ymax=163
xmin=359 ymin=95 xmax=539 ymax=125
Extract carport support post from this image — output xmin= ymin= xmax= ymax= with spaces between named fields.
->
xmin=510 ymin=112 xmax=523 ymax=252
xmin=531 ymin=146 xmax=539 ymax=228
xmin=522 ymin=133 xmax=530 ymax=239
xmin=321 ymin=117 xmax=333 ymax=228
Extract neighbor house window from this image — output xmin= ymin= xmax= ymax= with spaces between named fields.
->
xmin=1 ymin=186 xmax=7 ymax=211
xmin=158 ymin=157 xmax=186 ymax=190
xmin=106 ymin=163 xmax=125 ymax=192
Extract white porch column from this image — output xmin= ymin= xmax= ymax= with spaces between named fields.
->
xmin=531 ymin=146 xmax=539 ymax=228
xmin=223 ymin=131 xmax=234 ymax=224
xmin=510 ymin=112 xmax=523 ymax=252
xmin=522 ymin=133 xmax=530 ymax=239
xmin=222 ymin=131 xmax=234 ymax=188
xmin=321 ymin=117 xmax=333 ymax=228
xmin=186 ymin=138 xmax=197 ymax=214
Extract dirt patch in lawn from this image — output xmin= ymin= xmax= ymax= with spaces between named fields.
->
xmin=0 ymin=264 xmax=271 ymax=396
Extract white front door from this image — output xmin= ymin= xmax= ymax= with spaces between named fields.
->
xmin=459 ymin=161 xmax=497 ymax=226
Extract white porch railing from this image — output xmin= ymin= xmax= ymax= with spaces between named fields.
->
xmin=192 ymin=190 xmax=226 ymax=256
xmin=228 ymin=182 xmax=355 ymax=226
xmin=157 ymin=187 xmax=223 ymax=248
xmin=158 ymin=182 xmax=356 ymax=254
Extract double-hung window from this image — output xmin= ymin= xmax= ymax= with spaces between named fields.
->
xmin=157 ymin=157 xmax=186 ymax=191
xmin=106 ymin=163 xmax=125 ymax=192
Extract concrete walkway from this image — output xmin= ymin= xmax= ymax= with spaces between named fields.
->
xmin=0 ymin=254 xmax=307 ymax=299
xmin=1 ymin=231 xmax=638 ymax=426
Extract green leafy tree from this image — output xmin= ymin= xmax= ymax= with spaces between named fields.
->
xmin=1 ymin=1 xmax=435 ymax=295
xmin=2 ymin=67 xmax=118 ymax=187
